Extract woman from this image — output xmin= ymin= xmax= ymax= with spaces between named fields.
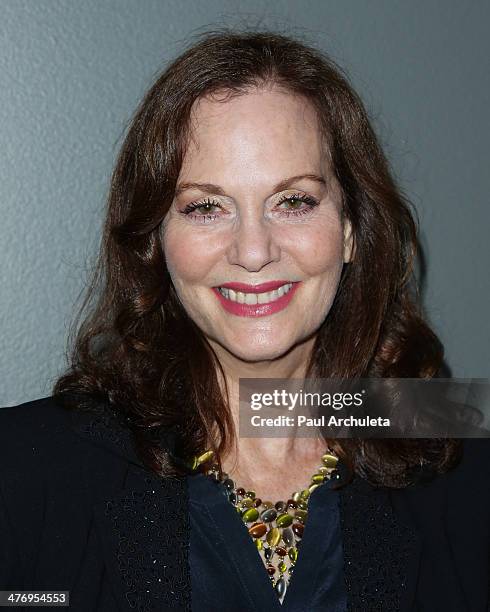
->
xmin=0 ymin=30 xmax=488 ymax=612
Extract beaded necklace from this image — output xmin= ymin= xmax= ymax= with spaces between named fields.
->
xmin=188 ymin=448 xmax=340 ymax=603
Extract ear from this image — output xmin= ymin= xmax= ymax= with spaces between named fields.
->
xmin=342 ymin=218 xmax=355 ymax=263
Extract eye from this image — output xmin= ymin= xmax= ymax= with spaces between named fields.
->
xmin=179 ymin=192 xmax=319 ymax=223
xmin=275 ymin=193 xmax=319 ymax=217
xmin=180 ymin=198 xmax=225 ymax=223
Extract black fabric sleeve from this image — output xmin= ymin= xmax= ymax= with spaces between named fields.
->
xmin=0 ymin=479 xmax=24 ymax=589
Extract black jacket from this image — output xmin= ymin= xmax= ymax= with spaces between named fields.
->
xmin=0 ymin=396 xmax=489 ymax=611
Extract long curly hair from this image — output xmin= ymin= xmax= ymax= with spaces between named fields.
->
xmin=53 ymin=29 xmax=461 ymax=488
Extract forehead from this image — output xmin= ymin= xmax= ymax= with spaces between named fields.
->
xmin=180 ymin=87 xmax=329 ymax=180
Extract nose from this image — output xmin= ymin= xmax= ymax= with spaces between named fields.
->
xmin=226 ymin=214 xmax=280 ymax=272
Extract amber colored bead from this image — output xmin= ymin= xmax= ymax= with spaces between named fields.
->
xmin=292 ymin=522 xmax=304 ymax=538
xmin=288 ymin=547 xmax=298 ymax=563
xmin=286 ymin=498 xmax=297 ymax=509
xmin=275 ymin=546 xmax=287 ymax=557
xmin=267 ymin=564 xmax=276 ymax=576
xmin=266 ymin=527 xmax=281 ymax=547
xmin=249 ymin=523 xmax=267 ymax=538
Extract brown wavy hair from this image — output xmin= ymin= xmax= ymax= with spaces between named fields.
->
xmin=53 ymin=29 xmax=461 ymax=488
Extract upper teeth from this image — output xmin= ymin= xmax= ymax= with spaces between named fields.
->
xmin=218 ymin=283 xmax=293 ymax=304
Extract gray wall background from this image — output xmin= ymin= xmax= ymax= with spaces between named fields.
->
xmin=1 ymin=0 xmax=488 ymax=407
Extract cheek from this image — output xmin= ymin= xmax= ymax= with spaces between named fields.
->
xmin=285 ymin=222 xmax=345 ymax=276
xmin=163 ymin=222 xmax=219 ymax=285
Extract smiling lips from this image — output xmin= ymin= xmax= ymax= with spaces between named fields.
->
xmin=212 ymin=280 xmax=301 ymax=317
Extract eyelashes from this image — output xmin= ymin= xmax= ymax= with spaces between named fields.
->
xmin=180 ymin=193 xmax=319 ymax=223
xmin=181 ymin=198 xmax=224 ymax=221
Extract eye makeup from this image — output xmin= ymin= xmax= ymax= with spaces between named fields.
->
xmin=179 ymin=192 xmax=320 ymax=223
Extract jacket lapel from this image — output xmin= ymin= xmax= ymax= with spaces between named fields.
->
xmin=68 ymin=400 xmax=422 ymax=611
xmin=67 ymin=399 xmax=193 ymax=611
xmin=92 ymin=465 xmax=192 ymax=612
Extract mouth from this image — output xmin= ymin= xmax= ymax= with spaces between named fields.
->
xmin=216 ymin=282 xmax=294 ymax=305
xmin=211 ymin=281 xmax=301 ymax=317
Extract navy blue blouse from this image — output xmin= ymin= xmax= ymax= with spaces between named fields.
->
xmin=187 ymin=472 xmax=347 ymax=611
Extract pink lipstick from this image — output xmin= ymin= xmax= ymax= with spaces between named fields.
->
xmin=212 ymin=280 xmax=301 ymax=317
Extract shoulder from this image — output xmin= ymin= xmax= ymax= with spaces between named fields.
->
xmin=445 ymin=438 xmax=490 ymax=489
xmin=0 ymin=396 xmax=87 ymax=471
xmin=0 ymin=395 xmax=133 ymax=492
xmin=0 ymin=395 xmax=73 ymax=436
xmin=444 ymin=438 xmax=490 ymax=509
xmin=0 ymin=396 xmax=77 ymax=466
xmin=0 ymin=395 xmax=137 ymax=587
xmin=393 ymin=438 xmax=490 ymax=522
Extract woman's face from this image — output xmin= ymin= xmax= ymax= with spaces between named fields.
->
xmin=162 ymin=87 xmax=354 ymax=363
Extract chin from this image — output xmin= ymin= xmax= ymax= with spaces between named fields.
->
xmin=219 ymin=336 xmax=302 ymax=364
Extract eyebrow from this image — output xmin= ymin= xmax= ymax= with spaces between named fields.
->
xmin=174 ymin=173 xmax=326 ymax=198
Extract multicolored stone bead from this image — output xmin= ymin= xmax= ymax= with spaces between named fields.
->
xmin=292 ymin=522 xmax=304 ymax=539
xmin=242 ymin=507 xmax=259 ymax=522
xmin=239 ymin=497 xmax=254 ymax=509
xmin=249 ymin=522 xmax=267 ymax=538
xmin=260 ymin=508 xmax=277 ymax=522
xmin=266 ymin=527 xmax=281 ymax=547
xmin=322 ymin=453 xmax=338 ymax=468
xmin=282 ymin=526 xmax=294 ymax=546
xmin=275 ymin=576 xmax=286 ymax=597
xmin=294 ymin=509 xmax=308 ymax=522
xmin=288 ymin=547 xmax=298 ymax=563
xmin=276 ymin=512 xmax=293 ymax=528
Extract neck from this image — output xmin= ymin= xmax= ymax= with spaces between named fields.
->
xmin=205 ymin=335 xmax=328 ymax=498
